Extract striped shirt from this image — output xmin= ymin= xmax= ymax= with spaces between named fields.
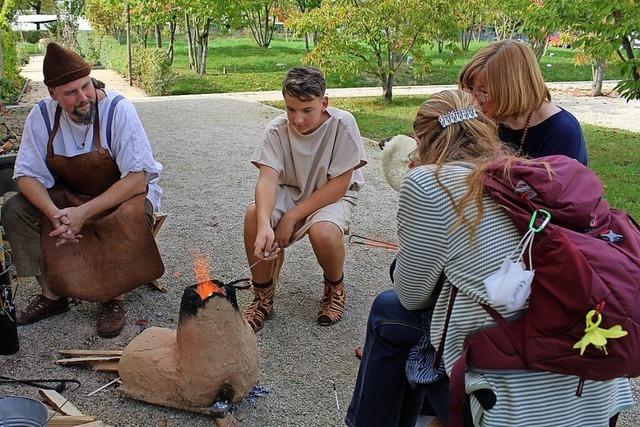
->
xmin=393 ymin=164 xmax=635 ymax=427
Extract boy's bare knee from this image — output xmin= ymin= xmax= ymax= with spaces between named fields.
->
xmin=244 ymin=203 xmax=257 ymax=223
xmin=309 ymin=222 xmax=343 ymax=246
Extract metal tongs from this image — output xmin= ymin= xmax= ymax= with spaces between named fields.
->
xmin=348 ymin=234 xmax=398 ymax=251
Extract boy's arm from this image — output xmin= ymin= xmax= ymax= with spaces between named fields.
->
xmin=254 ymin=165 xmax=280 ymax=259
xmin=275 ymin=168 xmax=353 ymax=248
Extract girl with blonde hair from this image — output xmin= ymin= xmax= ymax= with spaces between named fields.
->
xmin=459 ymin=40 xmax=588 ymax=165
xmin=345 ymin=90 xmax=632 ymax=427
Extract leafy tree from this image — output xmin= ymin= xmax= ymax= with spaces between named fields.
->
xmin=85 ymin=0 xmax=124 ymax=38
xmin=178 ymin=0 xmax=229 ymax=75
xmin=1 ymin=0 xmax=21 ymax=102
xmin=292 ymin=0 xmax=321 ymax=51
xmin=532 ymin=0 xmax=640 ymax=100
xmin=454 ymin=0 xmax=492 ymax=51
xmin=237 ymin=0 xmax=282 ymax=48
xmin=54 ymin=0 xmax=85 ymax=49
xmin=290 ymin=0 xmax=454 ymax=102
xmin=130 ymin=0 xmax=177 ymax=49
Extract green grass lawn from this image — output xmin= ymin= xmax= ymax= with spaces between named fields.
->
xmin=266 ymin=96 xmax=640 ymax=218
xmin=166 ymin=36 xmax=600 ymax=95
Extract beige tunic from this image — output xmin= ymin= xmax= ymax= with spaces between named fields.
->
xmin=251 ymin=107 xmax=367 ymax=241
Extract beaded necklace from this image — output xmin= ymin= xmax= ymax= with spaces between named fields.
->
xmin=517 ymin=113 xmax=534 ymax=156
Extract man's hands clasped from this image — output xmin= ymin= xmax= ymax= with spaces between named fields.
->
xmin=49 ymin=206 xmax=89 ymax=246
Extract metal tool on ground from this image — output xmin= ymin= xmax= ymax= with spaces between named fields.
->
xmin=349 ymin=234 xmax=398 ymax=251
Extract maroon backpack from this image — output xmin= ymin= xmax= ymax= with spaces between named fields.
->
xmin=442 ymin=156 xmax=640 ymax=426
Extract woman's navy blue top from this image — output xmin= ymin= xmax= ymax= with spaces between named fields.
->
xmin=499 ymin=108 xmax=589 ymax=166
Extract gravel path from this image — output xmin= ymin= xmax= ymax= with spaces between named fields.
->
xmin=4 ymin=97 xmax=399 ymax=427
xmin=4 ymin=57 xmax=637 ymax=426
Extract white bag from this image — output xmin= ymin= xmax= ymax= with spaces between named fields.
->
xmin=483 ymin=228 xmax=536 ymax=312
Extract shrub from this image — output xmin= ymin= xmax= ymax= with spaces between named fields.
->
xmin=131 ymin=46 xmax=171 ymax=96
xmin=1 ymin=21 xmax=24 ymax=103
xmin=97 ymin=36 xmax=128 ymax=75
xmin=1 ymin=25 xmax=19 ymax=77
xmin=21 ymin=30 xmax=49 ymax=44
xmin=16 ymin=43 xmax=31 ymax=65
xmin=17 ymin=41 xmax=43 ymax=55
xmin=76 ymin=34 xmax=172 ymax=96
xmin=0 ymin=76 xmax=24 ymax=104
xmin=77 ymin=31 xmax=101 ymax=65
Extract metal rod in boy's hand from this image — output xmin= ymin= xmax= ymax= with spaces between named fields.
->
xmin=227 ymin=258 xmax=264 ymax=288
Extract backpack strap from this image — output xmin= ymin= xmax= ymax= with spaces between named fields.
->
xmin=105 ymin=95 xmax=124 ymax=150
xmin=433 ymin=286 xmax=458 ymax=369
xmin=38 ymin=100 xmax=52 ymax=136
xmin=449 ymin=346 xmax=470 ymax=427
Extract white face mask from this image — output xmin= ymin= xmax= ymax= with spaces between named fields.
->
xmin=484 ymin=228 xmax=536 ymax=312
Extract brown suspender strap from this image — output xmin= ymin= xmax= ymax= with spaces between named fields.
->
xmin=433 ymin=285 xmax=458 ymax=369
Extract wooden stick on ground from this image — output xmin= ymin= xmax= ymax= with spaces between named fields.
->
xmin=91 ymin=362 xmax=119 ymax=373
xmin=38 ymin=389 xmax=84 ymax=416
xmin=78 ymin=422 xmax=115 ymax=427
xmin=46 ymin=415 xmax=97 ymax=427
xmin=58 ymin=349 xmax=123 ymax=357
xmin=55 ymin=356 xmax=121 ymax=366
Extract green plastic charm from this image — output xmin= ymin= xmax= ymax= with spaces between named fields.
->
xmin=573 ymin=310 xmax=628 ymax=355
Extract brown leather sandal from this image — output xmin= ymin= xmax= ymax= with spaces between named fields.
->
xmin=16 ymin=294 xmax=69 ymax=325
xmin=97 ymin=300 xmax=125 ymax=338
xmin=243 ymin=281 xmax=275 ymax=332
xmin=317 ymin=278 xmax=345 ymax=326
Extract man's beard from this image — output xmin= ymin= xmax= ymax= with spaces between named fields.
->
xmin=73 ymin=100 xmax=96 ymax=124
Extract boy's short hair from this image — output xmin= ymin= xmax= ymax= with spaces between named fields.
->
xmin=282 ymin=67 xmax=326 ymax=101
xmin=458 ymin=40 xmax=549 ymax=122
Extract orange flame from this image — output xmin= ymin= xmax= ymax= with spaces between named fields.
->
xmin=192 ymin=251 xmax=223 ymax=300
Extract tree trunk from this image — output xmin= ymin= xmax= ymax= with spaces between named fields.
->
xmin=461 ymin=28 xmax=472 ymax=52
xmin=472 ymin=24 xmax=481 ymax=42
xmin=530 ymin=37 xmax=548 ymax=62
xmin=304 ymin=33 xmax=309 ymax=51
xmin=196 ymin=18 xmax=211 ymax=75
xmin=313 ymin=32 xmax=318 ymax=46
xmin=167 ymin=15 xmax=177 ymax=64
xmin=591 ymin=59 xmax=606 ymax=96
xmin=383 ymin=74 xmax=393 ymax=103
xmin=460 ymin=16 xmax=475 ymax=52
xmin=185 ymin=13 xmax=196 ymax=71
xmin=155 ymin=24 xmax=162 ymax=49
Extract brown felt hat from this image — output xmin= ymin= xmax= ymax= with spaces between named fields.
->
xmin=43 ymin=42 xmax=91 ymax=88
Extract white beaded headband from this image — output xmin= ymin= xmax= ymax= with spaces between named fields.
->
xmin=438 ymin=106 xmax=478 ymax=128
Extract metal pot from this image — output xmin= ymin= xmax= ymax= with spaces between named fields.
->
xmin=0 ymin=396 xmax=48 ymax=427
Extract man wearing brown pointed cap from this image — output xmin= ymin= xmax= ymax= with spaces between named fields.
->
xmin=2 ymin=42 xmax=165 ymax=338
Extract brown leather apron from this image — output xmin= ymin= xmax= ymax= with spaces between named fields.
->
xmin=40 ymin=95 xmax=164 ymax=302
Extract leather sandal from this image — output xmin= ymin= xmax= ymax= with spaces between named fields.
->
xmin=243 ymin=282 xmax=275 ymax=332
xmin=16 ymin=294 xmax=69 ymax=325
xmin=97 ymin=300 xmax=125 ymax=338
xmin=317 ymin=280 xmax=345 ymax=326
